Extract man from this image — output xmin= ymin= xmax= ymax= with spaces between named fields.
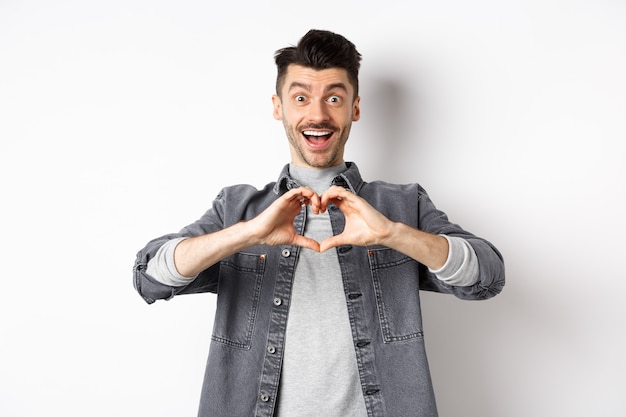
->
xmin=133 ymin=29 xmax=505 ymax=417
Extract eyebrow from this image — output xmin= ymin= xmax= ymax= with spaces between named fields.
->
xmin=287 ymin=81 xmax=348 ymax=94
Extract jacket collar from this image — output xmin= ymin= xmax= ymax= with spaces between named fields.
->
xmin=273 ymin=161 xmax=365 ymax=195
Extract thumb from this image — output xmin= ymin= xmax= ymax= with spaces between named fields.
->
xmin=293 ymin=235 xmax=321 ymax=252
xmin=319 ymin=234 xmax=344 ymax=252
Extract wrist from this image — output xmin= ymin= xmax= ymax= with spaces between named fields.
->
xmin=238 ymin=219 xmax=264 ymax=247
xmin=378 ymin=220 xmax=401 ymax=248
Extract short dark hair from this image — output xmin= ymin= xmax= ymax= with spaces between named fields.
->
xmin=274 ymin=29 xmax=362 ymax=100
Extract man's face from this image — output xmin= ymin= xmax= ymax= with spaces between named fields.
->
xmin=272 ymin=64 xmax=360 ymax=169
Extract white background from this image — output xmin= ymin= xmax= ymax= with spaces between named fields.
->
xmin=1 ymin=0 xmax=625 ymax=416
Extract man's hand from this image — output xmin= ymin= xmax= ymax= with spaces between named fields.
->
xmin=318 ymin=185 xmax=394 ymax=252
xmin=318 ymin=186 xmax=449 ymax=270
xmin=249 ymin=186 xmax=322 ymax=252
xmin=174 ymin=187 xmax=322 ymax=277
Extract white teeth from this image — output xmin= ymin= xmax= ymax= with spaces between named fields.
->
xmin=303 ymin=131 xmax=330 ymax=137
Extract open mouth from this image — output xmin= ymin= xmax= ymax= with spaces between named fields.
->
xmin=302 ymin=130 xmax=333 ymax=149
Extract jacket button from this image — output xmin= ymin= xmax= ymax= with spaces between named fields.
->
xmin=260 ymin=393 xmax=270 ymax=402
xmin=267 ymin=346 xmax=276 ymax=354
xmin=273 ymin=297 xmax=282 ymax=306
xmin=281 ymin=249 xmax=291 ymax=257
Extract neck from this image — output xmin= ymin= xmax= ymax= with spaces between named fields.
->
xmin=289 ymin=162 xmax=347 ymax=195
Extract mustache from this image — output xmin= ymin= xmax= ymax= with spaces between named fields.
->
xmin=299 ymin=123 xmax=336 ymax=131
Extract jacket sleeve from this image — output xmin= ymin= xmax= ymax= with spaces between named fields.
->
xmin=132 ymin=191 xmax=228 ymax=304
xmin=132 ymin=234 xmax=221 ymax=304
xmin=416 ymin=185 xmax=505 ymax=300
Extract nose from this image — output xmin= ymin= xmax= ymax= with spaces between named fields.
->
xmin=307 ymin=99 xmax=329 ymax=122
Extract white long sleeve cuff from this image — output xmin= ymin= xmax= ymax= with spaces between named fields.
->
xmin=429 ymin=235 xmax=480 ymax=286
xmin=146 ymin=237 xmax=198 ymax=287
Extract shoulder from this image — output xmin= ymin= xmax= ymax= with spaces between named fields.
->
xmin=360 ymin=180 xmax=423 ymax=200
xmin=216 ymin=182 xmax=277 ymax=201
xmin=212 ymin=182 xmax=279 ymax=222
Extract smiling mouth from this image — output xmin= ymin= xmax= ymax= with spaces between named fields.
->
xmin=302 ymin=130 xmax=333 ymax=147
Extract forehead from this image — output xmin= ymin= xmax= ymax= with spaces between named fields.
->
xmin=283 ymin=64 xmax=353 ymax=94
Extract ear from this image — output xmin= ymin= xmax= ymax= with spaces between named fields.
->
xmin=352 ymin=96 xmax=361 ymax=121
xmin=272 ymin=95 xmax=282 ymax=120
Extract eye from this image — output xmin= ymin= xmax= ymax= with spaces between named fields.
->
xmin=295 ymin=95 xmax=307 ymax=102
xmin=328 ymin=95 xmax=342 ymax=104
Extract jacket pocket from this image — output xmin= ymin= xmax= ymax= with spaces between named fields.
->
xmin=211 ymin=252 xmax=266 ymax=349
xmin=368 ymin=248 xmax=423 ymax=343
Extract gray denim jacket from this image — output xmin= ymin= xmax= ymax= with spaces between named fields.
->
xmin=133 ymin=162 xmax=505 ymax=417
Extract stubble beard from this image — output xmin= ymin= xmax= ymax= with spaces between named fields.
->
xmin=284 ymin=120 xmax=351 ymax=169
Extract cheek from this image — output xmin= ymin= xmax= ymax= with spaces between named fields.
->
xmin=283 ymin=110 xmax=305 ymax=128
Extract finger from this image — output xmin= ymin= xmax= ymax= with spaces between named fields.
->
xmin=320 ymin=185 xmax=351 ymax=210
xmin=284 ymin=188 xmax=306 ymax=203
xmin=287 ymin=187 xmax=322 ymax=213
xmin=284 ymin=190 xmax=310 ymax=210
xmin=292 ymin=235 xmax=321 ymax=252
xmin=319 ymin=234 xmax=344 ymax=252
xmin=298 ymin=186 xmax=320 ymax=200
xmin=307 ymin=191 xmax=322 ymax=214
